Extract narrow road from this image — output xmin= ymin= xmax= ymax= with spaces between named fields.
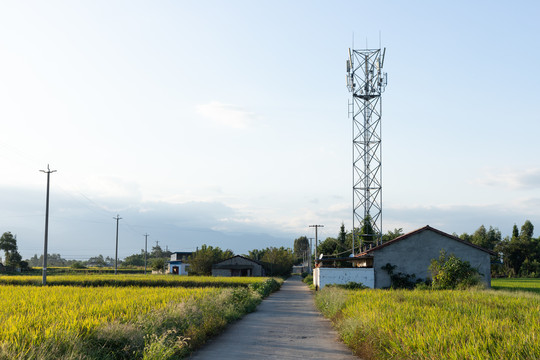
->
xmin=190 ymin=276 xmax=358 ymax=360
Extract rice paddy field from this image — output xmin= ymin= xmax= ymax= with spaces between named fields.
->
xmin=315 ymin=278 xmax=540 ymax=360
xmin=0 ymin=274 xmax=281 ymax=360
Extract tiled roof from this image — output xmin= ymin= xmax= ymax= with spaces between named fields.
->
xmin=356 ymin=225 xmax=498 ymax=257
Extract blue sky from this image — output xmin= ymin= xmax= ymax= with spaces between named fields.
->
xmin=1 ymin=1 xmax=539 ymax=260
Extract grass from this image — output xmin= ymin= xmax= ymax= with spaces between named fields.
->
xmin=492 ymin=277 xmax=540 ymax=294
xmin=0 ymin=276 xmax=282 ymax=359
xmin=315 ymin=281 xmax=540 ymax=360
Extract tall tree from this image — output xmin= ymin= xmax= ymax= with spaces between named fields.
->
xmin=382 ymin=228 xmax=404 ymax=243
xmin=0 ymin=232 xmax=24 ymax=268
xmin=261 ymin=247 xmax=295 ymax=276
xmin=188 ymin=245 xmax=233 ymax=276
xmin=293 ymin=236 xmax=309 ymax=258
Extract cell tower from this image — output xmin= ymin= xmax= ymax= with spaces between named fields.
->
xmin=346 ymin=47 xmax=387 ymax=254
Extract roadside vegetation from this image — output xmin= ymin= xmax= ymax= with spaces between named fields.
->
xmin=315 ymin=281 xmax=540 ymax=359
xmin=0 ymin=276 xmax=281 ymax=360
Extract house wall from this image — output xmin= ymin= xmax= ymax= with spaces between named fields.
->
xmin=211 ymin=256 xmax=264 ymax=277
xmin=313 ymin=267 xmax=375 ymax=289
xmin=373 ymin=230 xmax=492 ymax=288
xmin=168 ymin=262 xmax=189 ymax=275
xmin=212 ymin=268 xmax=232 ymax=276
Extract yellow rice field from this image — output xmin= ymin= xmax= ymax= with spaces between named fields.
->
xmin=0 ymin=285 xmax=220 ymax=356
xmin=316 ymin=286 xmax=540 ymax=360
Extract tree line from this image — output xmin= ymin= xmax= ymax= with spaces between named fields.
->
xmin=187 ymin=244 xmax=296 ymax=277
xmin=294 ymin=220 xmax=540 ymax=278
xmin=456 ymin=220 xmax=540 ymax=277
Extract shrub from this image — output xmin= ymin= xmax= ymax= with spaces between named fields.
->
xmin=381 ymin=263 xmax=423 ymax=289
xmin=327 ymin=282 xmax=368 ymax=290
xmin=71 ymin=261 xmax=86 ymax=269
xmin=303 ymin=274 xmax=313 ymax=285
xmin=429 ymin=250 xmax=482 ymax=290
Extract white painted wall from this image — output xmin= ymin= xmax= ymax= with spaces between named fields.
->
xmin=313 ymin=267 xmax=374 ymax=289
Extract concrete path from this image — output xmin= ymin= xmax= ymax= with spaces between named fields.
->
xmin=190 ymin=276 xmax=358 ymax=360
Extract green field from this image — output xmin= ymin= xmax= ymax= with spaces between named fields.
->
xmin=315 ymin=278 xmax=540 ymax=360
xmin=0 ymin=274 xmax=281 ymax=360
xmin=492 ymin=277 xmax=540 ymax=294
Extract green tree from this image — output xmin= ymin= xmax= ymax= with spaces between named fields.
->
xmin=470 ymin=225 xmax=501 ymax=250
xmin=293 ymin=236 xmax=309 ymax=258
xmin=122 ymin=251 xmax=145 ymax=267
xmin=87 ymin=255 xmax=108 ymax=267
xmin=188 ymin=245 xmax=233 ymax=276
xmin=382 ymin=228 xmax=404 ymax=243
xmin=429 ymin=250 xmax=481 ymax=289
xmin=0 ymin=232 xmax=24 ymax=269
xmin=246 ymin=248 xmax=267 ymax=261
xmin=498 ymin=220 xmax=538 ymax=276
xmin=261 ymin=247 xmax=295 ymax=276
xmin=150 ymin=258 xmax=166 ymax=272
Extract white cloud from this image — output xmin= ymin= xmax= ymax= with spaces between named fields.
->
xmin=196 ymin=101 xmax=258 ymax=129
xmin=477 ymin=168 xmax=540 ymax=190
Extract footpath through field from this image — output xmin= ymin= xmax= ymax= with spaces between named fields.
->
xmin=190 ymin=276 xmax=358 ymax=360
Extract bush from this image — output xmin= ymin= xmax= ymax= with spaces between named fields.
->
xmin=381 ymin=263 xmax=423 ymax=289
xmin=248 ymin=278 xmax=281 ymax=297
xmin=303 ymin=274 xmax=313 ymax=285
xmin=429 ymin=250 xmax=482 ymax=290
xmin=327 ymin=282 xmax=367 ymax=290
xmin=71 ymin=261 xmax=86 ymax=269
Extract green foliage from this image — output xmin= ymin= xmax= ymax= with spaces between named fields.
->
xmin=316 ymin=223 xmax=351 ymax=261
xmin=327 ymin=282 xmax=368 ymax=290
xmin=303 ymin=274 xmax=313 ymax=285
xmin=122 ymin=251 xmax=146 ymax=267
xmin=70 ymin=261 xmax=86 ymax=269
xmin=429 ymin=250 xmax=481 ymax=290
xmin=492 ymin=277 xmax=540 ymax=294
xmin=260 ymin=246 xmax=295 ymax=276
xmin=188 ymin=245 xmax=234 ymax=276
xmin=0 ymin=232 xmax=24 ymax=269
xmin=150 ymin=258 xmax=165 ymax=272
xmin=248 ymin=278 xmax=281 ymax=297
xmin=381 ymin=228 xmax=404 ymax=243
xmin=381 ymin=263 xmax=423 ymax=289
xmin=293 ymin=236 xmax=309 ymax=257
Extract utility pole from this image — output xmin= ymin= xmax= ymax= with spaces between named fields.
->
xmin=40 ymin=165 xmax=56 ymax=286
xmin=114 ymin=214 xmax=122 ymax=275
xmin=144 ymin=233 xmax=149 ymax=275
xmin=308 ymin=237 xmax=314 ymax=273
xmin=309 ymin=225 xmax=324 ymax=266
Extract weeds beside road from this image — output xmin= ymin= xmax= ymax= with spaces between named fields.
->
xmin=315 ymin=279 xmax=540 ymax=360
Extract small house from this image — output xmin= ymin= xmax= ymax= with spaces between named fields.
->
xmin=212 ymin=255 xmax=266 ymax=277
xmin=314 ymin=225 xmax=496 ymax=289
xmin=167 ymin=252 xmax=192 ymax=275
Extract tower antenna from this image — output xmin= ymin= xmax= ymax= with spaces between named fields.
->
xmin=346 ymin=44 xmax=387 ymax=255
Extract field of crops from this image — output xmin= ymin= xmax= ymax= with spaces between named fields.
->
xmin=315 ymin=280 xmax=540 ymax=360
xmin=0 ymin=275 xmax=281 ymax=360
xmin=492 ymin=277 xmax=540 ymax=294
xmin=0 ymin=274 xmax=265 ymax=287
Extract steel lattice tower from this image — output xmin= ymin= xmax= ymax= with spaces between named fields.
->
xmin=347 ymin=47 xmax=387 ymax=254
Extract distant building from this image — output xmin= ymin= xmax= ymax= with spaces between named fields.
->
xmin=167 ymin=252 xmax=193 ymax=275
xmin=212 ymin=255 xmax=266 ymax=277
xmin=314 ymin=225 xmax=496 ymax=289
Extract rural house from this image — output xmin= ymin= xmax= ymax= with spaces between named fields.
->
xmin=314 ymin=225 xmax=496 ymax=289
xmin=212 ymin=255 xmax=266 ymax=277
xmin=167 ymin=252 xmax=192 ymax=275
